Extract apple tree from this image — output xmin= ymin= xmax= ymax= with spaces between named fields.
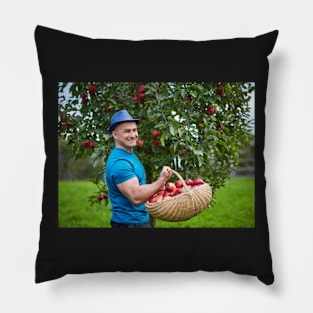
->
xmin=58 ymin=82 xmax=254 ymax=202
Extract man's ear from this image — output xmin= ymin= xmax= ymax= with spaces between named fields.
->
xmin=112 ymin=131 xmax=118 ymax=140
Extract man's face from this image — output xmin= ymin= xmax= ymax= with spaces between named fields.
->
xmin=112 ymin=122 xmax=138 ymax=151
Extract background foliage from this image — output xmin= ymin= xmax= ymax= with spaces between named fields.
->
xmin=58 ymin=82 xmax=254 ymax=199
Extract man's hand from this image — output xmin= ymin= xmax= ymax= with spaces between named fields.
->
xmin=159 ymin=166 xmax=173 ymax=182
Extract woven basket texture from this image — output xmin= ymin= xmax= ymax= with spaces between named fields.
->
xmin=145 ymin=170 xmax=212 ymax=222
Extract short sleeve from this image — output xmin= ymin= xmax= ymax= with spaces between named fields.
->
xmin=111 ymin=159 xmax=136 ymax=185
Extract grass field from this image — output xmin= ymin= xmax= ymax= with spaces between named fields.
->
xmin=58 ymin=177 xmax=254 ymax=228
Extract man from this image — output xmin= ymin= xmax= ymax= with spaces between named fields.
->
xmin=105 ymin=109 xmax=172 ymax=228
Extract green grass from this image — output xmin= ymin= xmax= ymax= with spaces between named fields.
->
xmin=58 ymin=177 xmax=254 ymax=228
xmin=58 ymin=181 xmax=111 ymax=227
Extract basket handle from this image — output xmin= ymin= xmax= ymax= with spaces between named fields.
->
xmin=170 ymin=169 xmax=189 ymax=190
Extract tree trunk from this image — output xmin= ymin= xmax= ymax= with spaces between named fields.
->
xmin=145 ymin=164 xmax=156 ymax=228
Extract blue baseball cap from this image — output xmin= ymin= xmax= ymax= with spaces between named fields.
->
xmin=108 ymin=110 xmax=140 ymax=133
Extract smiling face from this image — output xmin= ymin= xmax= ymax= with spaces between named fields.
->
xmin=112 ymin=121 xmax=138 ymax=152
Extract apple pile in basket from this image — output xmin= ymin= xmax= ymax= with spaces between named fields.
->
xmin=148 ymin=177 xmax=205 ymax=203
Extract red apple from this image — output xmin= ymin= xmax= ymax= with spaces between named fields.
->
xmin=98 ymin=193 xmax=108 ymax=201
xmin=138 ymin=85 xmax=145 ymax=93
xmin=192 ymin=177 xmax=204 ymax=185
xmin=219 ymin=125 xmax=225 ymax=131
xmin=88 ymin=84 xmax=96 ymax=94
xmin=175 ymin=187 xmax=184 ymax=195
xmin=61 ymin=110 xmax=66 ymax=121
xmin=149 ymin=196 xmax=158 ymax=203
xmin=166 ymin=182 xmax=176 ymax=193
xmin=82 ymin=96 xmax=89 ymax=105
xmin=175 ymin=180 xmax=183 ymax=188
xmin=137 ymin=139 xmax=144 ymax=148
xmin=139 ymin=93 xmax=145 ymax=103
xmin=155 ymin=195 xmax=163 ymax=202
xmin=149 ymin=194 xmax=163 ymax=203
xmin=152 ymin=130 xmax=160 ymax=138
xmin=164 ymin=190 xmax=176 ymax=199
xmin=83 ymin=140 xmax=94 ymax=149
xmin=185 ymin=178 xmax=193 ymax=186
xmin=158 ymin=189 xmax=166 ymax=196
xmin=153 ymin=139 xmax=160 ymax=146
xmin=206 ymin=107 xmax=216 ymax=115
xmin=216 ymin=84 xmax=224 ymax=96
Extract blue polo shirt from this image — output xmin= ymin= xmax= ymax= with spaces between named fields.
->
xmin=105 ymin=147 xmax=149 ymax=224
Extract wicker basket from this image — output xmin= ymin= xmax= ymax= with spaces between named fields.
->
xmin=145 ymin=170 xmax=213 ymax=222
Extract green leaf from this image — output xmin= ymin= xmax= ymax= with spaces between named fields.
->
xmin=160 ymin=133 xmax=166 ymax=147
xmin=218 ymin=140 xmax=230 ymax=151
xmin=173 ymin=141 xmax=178 ymax=153
xmin=93 ymin=159 xmax=100 ymax=167
xmin=197 ymin=155 xmax=203 ymax=167
xmin=178 ymin=128 xmax=183 ymax=138
xmin=193 ymin=150 xmax=204 ymax=156
xmin=190 ymin=91 xmax=197 ymax=98
xmin=169 ymin=125 xmax=176 ymax=136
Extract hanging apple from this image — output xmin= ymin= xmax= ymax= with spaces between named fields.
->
xmin=152 ymin=130 xmax=160 ymax=138
xmin=137 ymin=139 xmax=144 ymax=148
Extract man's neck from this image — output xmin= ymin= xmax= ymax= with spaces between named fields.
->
xmin=115 ymin=143 xmax=133 ymax=153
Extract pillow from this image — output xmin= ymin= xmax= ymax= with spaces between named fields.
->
xmin=34 ymin=25 xmax=278 ymax=285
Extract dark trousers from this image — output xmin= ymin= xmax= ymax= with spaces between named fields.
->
xmin=111 ymin=221 xmax=151 ymax=228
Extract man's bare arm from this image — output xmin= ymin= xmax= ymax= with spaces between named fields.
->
xmin=117 ymin=166 xmax=172 ymax=205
